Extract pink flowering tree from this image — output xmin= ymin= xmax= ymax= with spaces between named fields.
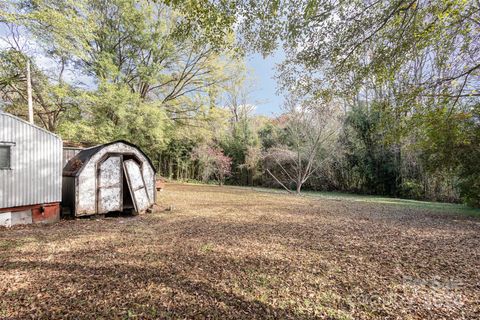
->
xmin=191 ymin=144 xmax=232 ymax=185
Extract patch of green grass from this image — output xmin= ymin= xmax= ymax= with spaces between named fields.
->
xmin=199 ymin=242 xmax=214 ymax=253
xmin=255 ymin=273 xmax=277 ymax=288
xmin=0 ymin=239 xmax=16 ymax=250
xmin=234 ymin=185 xmax=480 ymax=217
xmin=323 ymin=308 xmax=353 ymax=320
xmin=303 ymin=191 xmax=480 ymax=217
xmin=0 ymin=238 xmax=36 ymax=251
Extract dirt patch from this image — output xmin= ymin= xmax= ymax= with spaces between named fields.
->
xmin=1 ymin=183 xmax=479 ymax=319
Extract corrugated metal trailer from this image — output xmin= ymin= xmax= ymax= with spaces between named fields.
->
xmin=0 ymin=111 xmax=62 ymax=227
xmin=62 ymin=140 xmax=156 ymax=217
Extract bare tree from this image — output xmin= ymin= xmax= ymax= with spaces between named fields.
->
xmin=222 ymin=70 xmax=257 ymax=127
xmin=264 ymin=97 xmax=340 ymax=194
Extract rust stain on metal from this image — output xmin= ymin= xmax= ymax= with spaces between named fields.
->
xmin=31 ymin=203 xmax=60 ymax=224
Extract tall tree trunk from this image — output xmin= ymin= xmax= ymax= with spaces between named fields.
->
xmin=296 ymin=181 xmax=302 ymax=194
xmin=168 ymin=157 xmax=173 ymax=179
xmin=176 ymin=157 xmax=180 ymax=180
xmin=157 ymin=153 xmax=162 ymax=176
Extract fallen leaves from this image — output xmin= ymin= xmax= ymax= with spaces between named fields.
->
xmin=0 ymin=183 xmax=479 ymax=319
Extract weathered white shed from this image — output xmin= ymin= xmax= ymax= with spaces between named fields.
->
xmin=62 ymin=140 xmax=156 ymax=216
xmin=0 ymin=111 xmax=62 ymax=226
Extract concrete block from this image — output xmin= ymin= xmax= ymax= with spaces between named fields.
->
xmin=0 ymin=212 xmax=12 ymax=227
xmin=0 ymin=210 xmax=33 ymax=227
xmin=11 ymin=210 xmax=32 ymax=226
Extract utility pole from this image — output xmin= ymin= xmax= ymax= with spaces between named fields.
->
xmin=26 ymin=59 xmax=33 ymax=124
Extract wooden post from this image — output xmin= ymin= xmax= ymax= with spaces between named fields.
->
xmin=26 ymin=59 xmax=33 ymax=124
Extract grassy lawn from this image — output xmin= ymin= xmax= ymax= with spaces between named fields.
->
xmin=238 ymin=185 xmax=480 ymax=217
xmin=1 ymin=183 xmax=479 ymax=319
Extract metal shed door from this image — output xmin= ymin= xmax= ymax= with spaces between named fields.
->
xmin=123 ymin=159 xmax=150 ymax=212
xmin=97 ymin=155 xmax=123 ymax=213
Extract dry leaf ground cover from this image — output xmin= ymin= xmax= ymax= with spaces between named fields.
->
xmin=1 ymin=183 xmax=479 ymax=319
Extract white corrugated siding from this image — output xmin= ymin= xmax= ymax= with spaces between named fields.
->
xmin=0 ymin=112 xmax=62 ymax=208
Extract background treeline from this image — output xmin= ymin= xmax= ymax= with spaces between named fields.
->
xmin=0 ymin=0 xmax=478 ymax=207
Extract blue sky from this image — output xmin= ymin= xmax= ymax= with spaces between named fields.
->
xmin=245 ymin=49 xmax=285 ymax=116
xmin=0 ymin=23 xmax=285 ymax=116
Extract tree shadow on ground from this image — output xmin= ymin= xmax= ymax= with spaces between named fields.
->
xmin=1 ymin=184 xmax=479 ymax=319
xmin=1 ymin=253 xmax=324 ymax=319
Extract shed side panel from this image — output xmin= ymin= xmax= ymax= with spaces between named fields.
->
xmin=76 ymin=163 xmax=97 ymax=215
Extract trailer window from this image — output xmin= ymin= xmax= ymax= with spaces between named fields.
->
xmin=0 ymin=145 xmax=11 ymax=169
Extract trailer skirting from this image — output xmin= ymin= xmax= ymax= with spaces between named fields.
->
xmin=0 ymin=202 xmax=60 ymax=227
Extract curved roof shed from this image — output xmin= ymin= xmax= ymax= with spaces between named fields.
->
xmin=62 ymin=140 xmax=156 ymax=216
